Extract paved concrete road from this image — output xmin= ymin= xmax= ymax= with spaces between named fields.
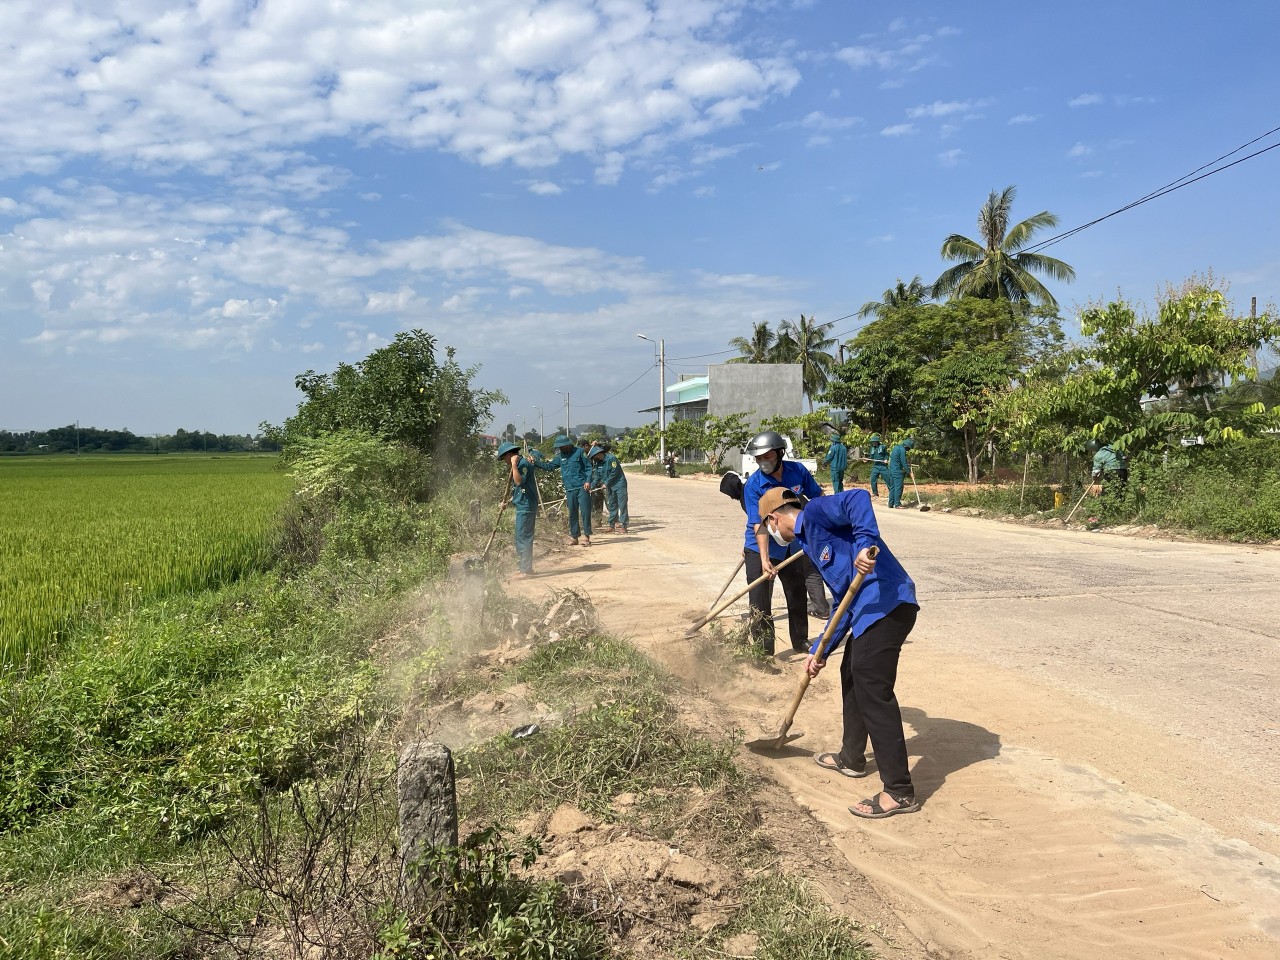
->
xmin=533 ymin=472 xmax=1280 ymax=957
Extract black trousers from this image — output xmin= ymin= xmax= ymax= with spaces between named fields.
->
xmin=837 ymin=603 xmax=918 ymax=797
xmin=744 ymin=547 xmax=818 ymax=654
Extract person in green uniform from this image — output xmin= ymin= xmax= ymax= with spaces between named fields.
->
xmin=867 ymin=433 xmax=890 ymax=498
xmin=589 ymin=443 xmax=629 ymax=533
xmin=531 ymin=435 xmax=593 ymax=545
xmin=1086 ymin=439 xmax=1128 ymax=498
xmin=497 ymin=441 xmax=539 ymax=576
xmin=887 ymin=438 xmax=914 ymax=509
xmin=823 ymin=434 xmax=849 ymax=493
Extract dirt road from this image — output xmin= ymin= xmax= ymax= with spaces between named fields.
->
xmin=517 ymin=472 xmax=1280 ymax=959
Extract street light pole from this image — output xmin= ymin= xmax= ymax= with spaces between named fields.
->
xmin=555 ymin=390 xmax=570 ymax=439
xmin=637 ymin=335 xmax=666 ymax=462
xmin=533 ymin=406 xmax=544 ymax=443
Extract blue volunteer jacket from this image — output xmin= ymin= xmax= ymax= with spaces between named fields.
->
xmin=743 ymin=460 xmax=824 ymax=561
xmin=793 ymin=489 xmax=918 ymax=655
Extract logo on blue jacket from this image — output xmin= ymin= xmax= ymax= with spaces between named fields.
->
xmin=819 ymin=545 xmax=831 ymax=564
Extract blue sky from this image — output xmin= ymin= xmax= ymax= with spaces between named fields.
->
xmin=2 ymin=0 xmax=1278 ymax=437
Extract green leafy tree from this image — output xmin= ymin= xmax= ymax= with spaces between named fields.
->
xmin=700 ymin=413 xmax=755 ymax=468
xmin=728 ymin=321 xmax=777 ymax=363
xmin=824 ymin=341 xmax=918 ymax=435
xmin=662 ymin=417 xmax=710 ymax=459
xmin=613 ymin=423 xmax=660 ymax=462
xmin=761 ymin=408 xmax=844 ymax=459
xmin=282 ymin=330 xmax=504 ymax=469
xmin=932 ymin=186 xmax=1075 ymax=309
xmin=857 ymin=276 xmax=931 ymax=320
xmin=1023 ymin=278 xmax=1280 ymax=451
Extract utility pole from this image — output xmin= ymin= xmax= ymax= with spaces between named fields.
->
xmin=637 ymin=334 xmax=666 ymax=462
xmin=533 ymin=406 xmax=544 ymax=443
xmin=75 ymin=420 xmax=80 ymax=456
xmin=1249 ymin=296 xmax=1258 ymax=373
xmin=555 ymin=390 xmax=570 ymax=439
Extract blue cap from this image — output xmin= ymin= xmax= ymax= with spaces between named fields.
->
xmin=496 ymin=442 xmax=520 ymax=458
xmin=587 ymin=445 xmax=603 ymax=458
xmin=552 ymin=434 xmax=572 ymax=447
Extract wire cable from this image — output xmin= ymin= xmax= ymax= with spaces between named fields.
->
xmin=573 ymin=363 xmax=657 ymax=408
xmin=1025 ymin=124 xmax=1280 ymax=253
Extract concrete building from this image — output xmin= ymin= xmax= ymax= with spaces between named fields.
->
xmin=640 ymin=363 xmax=804 ymax=465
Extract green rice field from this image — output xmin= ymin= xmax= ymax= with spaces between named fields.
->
xmin=0 ymin=456 xmax=291 ymax=664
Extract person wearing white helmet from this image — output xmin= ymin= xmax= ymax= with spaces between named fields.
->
xmin=740 ymin=430 xmax=828 ymax=655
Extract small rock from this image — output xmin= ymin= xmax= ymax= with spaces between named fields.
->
xmin=612 ymin=792 xmax=638 ymax=810
xmin=664 ymin=853 xmax=727 ymax=897
xmin=724 ymin=932 xmax=760 ymax=957
xmin=545 ymin=803 xmax=594 ymax=838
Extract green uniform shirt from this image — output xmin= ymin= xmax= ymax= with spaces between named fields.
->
xmin=1092 ymin=447 xmax=1124 ymax=475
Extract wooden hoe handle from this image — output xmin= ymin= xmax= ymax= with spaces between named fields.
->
xmin=776 ymin=546 xmax=879 ymax=731
xmin=685 ymin=549 xmax=805 ymax=636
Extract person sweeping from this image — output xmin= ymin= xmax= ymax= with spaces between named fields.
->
xmin=532 ymin=435 xmax=593 ymax=546
xmin=867 ymin=433 xmax=890 ymax=498
xmin=887 ymin=437 xmax=914 ymax=509
xmin=589 ymin=443 xmax=629 ymax=533
xmin=497 ymin=442 xmax=539 ymax=577
xmin=756 ymin=486 xmax=921 ymax=819
xmin=823 ymin=434 xmax=849 ymax=493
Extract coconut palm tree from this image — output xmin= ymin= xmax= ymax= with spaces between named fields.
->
xmin=727 ymin=321 xmax=776 ymax=363
xmin=779 ymin=314 xmax=837 ymax=410
xmin=857 ymin=275 xmax=931 ymax=320
xmin=932 ymin=186 xmax=1075 ymax=309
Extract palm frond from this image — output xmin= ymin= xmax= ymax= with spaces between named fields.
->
xmin=932 ymin=262 xmax=974 ymax=299
xmin=939 ymin=234 xmax=984 ymax=262
xmin=1002 ymin=211 xmax=1059 ymax=252
xmin=1015 ymin=251 xmax=1076 ymax=283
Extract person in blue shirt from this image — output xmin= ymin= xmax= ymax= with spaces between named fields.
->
xmin=822 ymin=435 xmax=849 ymax=493
xmin=887 ymin=437 xmax=914 ymax=509
xmin=757 ymin=485 xmax=921 ymax=819
xmin=497 ymin=442 xmax=539 ymax=576
xmin=531 ymin=435 xmax=593 ymax=546
xmin=741 ymin=430 xmax=828 ymax=655
xmin=589 ymin=444 xmax=629 ymax=533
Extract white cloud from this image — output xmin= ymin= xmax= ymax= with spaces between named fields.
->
xmin=526 ymin=180 xmax=564 ymax=196
xmin=834 ymin=26 xmax=956 ymax=74
xmin=3 ymin=182 xmax=672 ymax=353
xmin=880 ymin=123 xmax=915 ymax=137
xmin=937 ymin=148 xmax=963 ymax=167
xmin=1008 ymin=114 xmax=1038 ymax=124
xmin=906 ymin=98 xmax=990 ymax=119
xmin=1067 ymin=142 xmax=1093 ymax=157
xmin=693 ymin=185 xmax=716 ymax=198
xmin=1068 ymin=93 xmax=1106 ymax=107
xmin=795 ymin=110 xmax=862 ymax=131
xmin=0 ymin=0 xmax=800 ymax=183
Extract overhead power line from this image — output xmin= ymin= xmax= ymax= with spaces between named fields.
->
xmin=573 ymin=363 xmax=656 ymax=408
xmin=1025 ymin=123 xmax=1280 ymax=254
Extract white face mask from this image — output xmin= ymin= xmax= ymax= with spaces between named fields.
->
xmin=756 ymin=452 xmax=779 ymax=473
xmin=767 ymin=521 xmax=788 ymax=547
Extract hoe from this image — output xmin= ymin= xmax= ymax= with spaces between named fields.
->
xmin=746 ymin=547 xmax=878 ymax=751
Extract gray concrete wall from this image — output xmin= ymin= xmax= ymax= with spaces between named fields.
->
xmin=706 ymin=363 xmax=803 ymax=468
xmin=707 ymin=363 xmax=803 ymax=432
